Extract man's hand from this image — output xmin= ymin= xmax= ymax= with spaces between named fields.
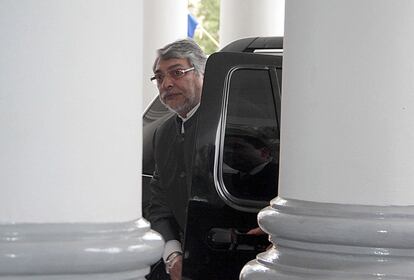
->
xmin=167 ymin=254 xmax=182 ymax=280
xmin=246 ymin=227 xmax=265 ymax=235
xmin=246 ymin=227 xmax=273 ymax=250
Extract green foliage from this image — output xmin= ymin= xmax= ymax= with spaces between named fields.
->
xmin=190 ymin=0 xmax=220 ymax=55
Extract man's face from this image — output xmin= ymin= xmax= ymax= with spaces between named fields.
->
xmin=154 ymin=58 xmax=203 ymax=117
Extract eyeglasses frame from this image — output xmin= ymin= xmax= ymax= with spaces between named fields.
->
xmin=150 ymin=67 xmax=195 ymax=85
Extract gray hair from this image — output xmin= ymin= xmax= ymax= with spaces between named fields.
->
xmin=152 ymin=38 xmax=207 ymax=75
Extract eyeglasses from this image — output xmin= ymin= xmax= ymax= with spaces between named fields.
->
xmin=150 ymin=67 xmax=195 ymax=85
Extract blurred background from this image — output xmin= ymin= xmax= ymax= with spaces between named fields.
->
xmin=188 ymin=0 xmax=220 ymax=55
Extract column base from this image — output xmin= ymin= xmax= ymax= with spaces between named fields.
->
xmin=240 ymin=197 xmax=414 ymax=279
xmin=0 ymin=218 xmax=163 ymax=279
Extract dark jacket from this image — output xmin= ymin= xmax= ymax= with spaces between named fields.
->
xmin=146 ymin=112 xmax=198 ymax=242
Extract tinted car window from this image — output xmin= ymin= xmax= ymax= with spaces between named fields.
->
xmin=220 ymin=67 xmax=280 ymax=203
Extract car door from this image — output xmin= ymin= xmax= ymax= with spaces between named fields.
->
xmin=183 ymin=50 xmax=282 ymax=279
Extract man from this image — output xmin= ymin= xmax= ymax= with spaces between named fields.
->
xmin=146 ymin=39 xmax=207 ymax=280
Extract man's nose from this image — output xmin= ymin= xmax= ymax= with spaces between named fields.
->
xmin=160 ymin=74 xmax=174 ymax=89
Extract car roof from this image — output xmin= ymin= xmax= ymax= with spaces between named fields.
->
xmin=219 ymin=36 xmax=283 ymax=53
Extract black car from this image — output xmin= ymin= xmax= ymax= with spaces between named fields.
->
xmin=143 ymin=37 xmax=283 ymax=279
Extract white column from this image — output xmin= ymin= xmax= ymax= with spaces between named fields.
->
xmin=0 ymin=1 xmax=163 ymax=279
xmin=142 ymin=0 xmax=187 ymax=111
xmin=219 ymin=0 xmax=284 ymax=48
xmin=241 ymin=0 xmax=414 ymax=279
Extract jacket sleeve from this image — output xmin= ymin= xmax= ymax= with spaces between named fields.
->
xmin=146 ymin=127 xmax=181 ymax=242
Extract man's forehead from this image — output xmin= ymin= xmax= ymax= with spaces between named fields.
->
xmin=155 ymin=58 xmax=190 ymax=72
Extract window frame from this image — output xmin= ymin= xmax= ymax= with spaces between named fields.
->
xmin=213 ymin=64 xmax=281 ymax=212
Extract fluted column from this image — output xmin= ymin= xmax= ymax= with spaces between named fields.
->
xmin=142 ymin=0 xmax=187 ymax=111
xmin=241 ymin=0 xmax=414 ymax=279
xmin=0 ymin=1 xmax=163 ymax=279
xmin=219 ymin=0 xmax=284 ymax=48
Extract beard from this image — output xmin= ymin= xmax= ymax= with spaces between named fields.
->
xmin=160 ymin=92 xmax=199 ymax=117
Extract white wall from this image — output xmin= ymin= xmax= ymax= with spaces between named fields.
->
xmin=219 ymin=0 xmax=285 ymax=48
xmin=280 ymin=0 xmax=414 ymax=205
xmin=0 ymin=0 xmax=141 ymax=223
xmin=241 ymin=2 xmax=414 ymax=279
xmin=0 ymin=2 xmax=163 ymax=278
xmin=142 ymin=0 xmax=187 ymax=111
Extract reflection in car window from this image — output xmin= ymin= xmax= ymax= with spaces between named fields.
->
xmin=222 ymin=68 xmax=280 ymax=202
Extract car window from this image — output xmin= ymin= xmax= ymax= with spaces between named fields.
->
xmin=218 ymin=66 xmax=281 ymax=207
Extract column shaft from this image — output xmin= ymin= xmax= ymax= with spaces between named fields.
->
xmin=241 ymin=1 xmax=414 ymax=278
xmin=0 ymin=1 xmax=163 ymax=278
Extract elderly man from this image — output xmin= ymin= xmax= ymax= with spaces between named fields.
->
xmin=146 ymin=39 xmax=207 ymax=280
